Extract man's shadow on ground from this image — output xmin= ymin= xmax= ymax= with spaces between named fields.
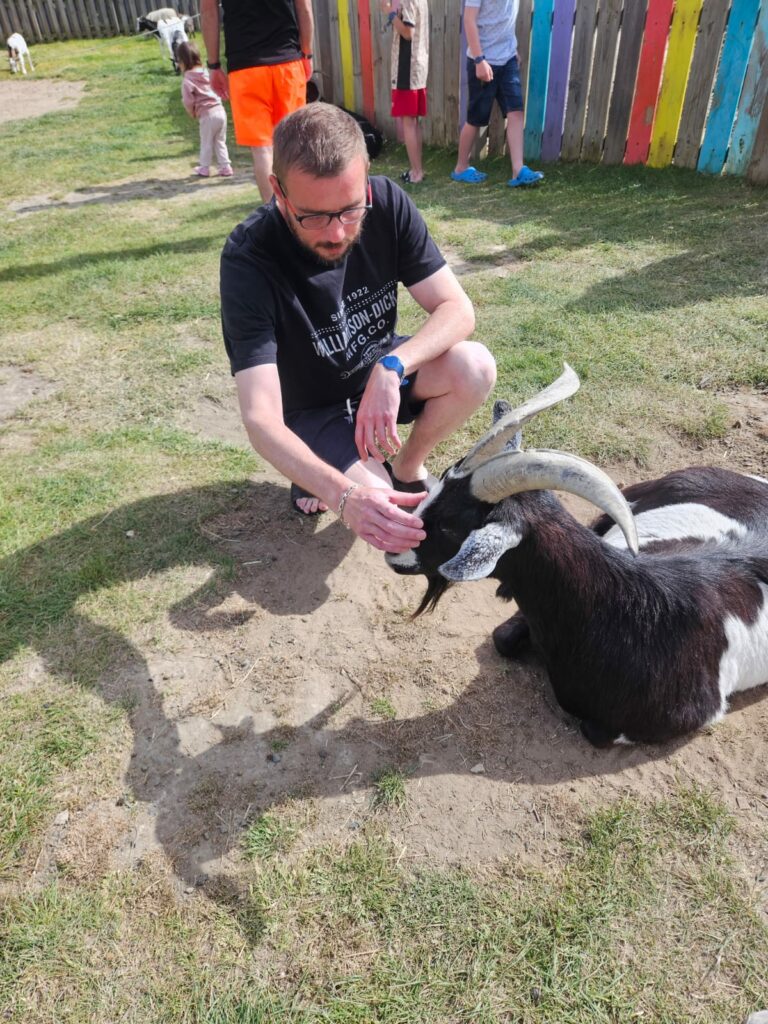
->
xmin=7 ymin=476 xmax=760 ymax=939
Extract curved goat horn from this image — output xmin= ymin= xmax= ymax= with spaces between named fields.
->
xmin=459 ymin=363 xmax=580 ymax=474
xmin=470 ymin=448 xmax=639 ymax=554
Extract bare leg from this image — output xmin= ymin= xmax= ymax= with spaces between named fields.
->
xmin=454 ymin=121 xmax=480 ymax=174
xmin=506 ymin=111 xmax=524 ymax=178
xmin=392 ymin=341 xmax=496 ymax=482
xmin=250 ymin=145 xmax=274 ymax=204
xmin=401 ymin=116 xmax=424 ymax=181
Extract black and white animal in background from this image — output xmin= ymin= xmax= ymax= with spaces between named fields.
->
xmin=137 ymin=8 xmax=192 ymax=73
xmin=7 ymin=33 xmax=34 ymax=74
xmin=387 ymin=365 xmax=768 ymax=747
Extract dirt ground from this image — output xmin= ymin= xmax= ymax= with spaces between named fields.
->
xmin=0 ymin=77 xmax=86 ymax=124
xmin=3 ymin=365 xmax=767 ymax=901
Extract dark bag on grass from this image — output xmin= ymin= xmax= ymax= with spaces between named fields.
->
xmin=306 ymin=80 xmax=384 ymax=160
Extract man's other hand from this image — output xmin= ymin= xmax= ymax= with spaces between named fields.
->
xmin=343 ymin=487 xmax=427 ymax=553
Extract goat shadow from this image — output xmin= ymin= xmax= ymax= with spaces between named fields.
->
xmin=5 ymin=477 xmax=763 ymax=937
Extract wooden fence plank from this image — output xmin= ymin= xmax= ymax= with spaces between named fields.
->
xmin=346 ymin=0 xmax=363 ymax=113
xmin=698 ymin=0 xmax=760 ymax=174
xmin=372 ymin=3 xmax=391 ymax=134
xmin=673 ymin=0 xmax=729 ymax=167
xmin=746 ymin=78 xmax=768 ymax=184
xmin=581 ymin=0 xmax=622 ymax=162
xmin=725 ymin=2 xmax=768 ymax=175
xmin=313 ymin=0 xmax=335 ymax=104
xmin=443 ymin=0 xmax=461 ymax=147
xmin=623 ymin=0 xmax=674 ymax=165
xmin=647 ymin=0 xmax=703 ymax=167
xmin=541 ymin=0 xmax=576 ymax=162
xmin=336 ymin=0 xmax=356 ymax=109
xmin=357 ymin=0 xmax=375 ymax=123
xmin=13 ymin=0 xmax=37 ymax=40
xmin=560 ymin=0 xmax=597 ymax=160
xmin=25 ymin=1 xmax=45 ymax=43
xmin=602 ymin=0 xmax=647 ymax=164
xmin=524 ymin=0 xmax=555 ymax=160
xmin=425 ymin=3 xmax=445 ymax=146
xmin=40 ymin=0 xmax=61 ymax=40
xmin=517 ymin=0 xmax=533 ymax=109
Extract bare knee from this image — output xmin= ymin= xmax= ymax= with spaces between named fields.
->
xmin=449 ymin=341 xmax=497 ymax=402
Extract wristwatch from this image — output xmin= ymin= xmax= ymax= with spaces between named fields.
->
xmin=301 ymin=51 xmax=313 ymax=59
xmin=206 ymin=60 xmax=221 ymax=69
xmin=473 ymin=54 xmax=486 ymax=64
xmin=378 ymin=354 xmax=408 ymax=385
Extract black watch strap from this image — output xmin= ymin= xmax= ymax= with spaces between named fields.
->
xmin=207 ymin=60 xmax=221 ymax=70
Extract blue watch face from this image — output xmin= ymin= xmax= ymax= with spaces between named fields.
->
xmin=381 ymin=355 xmax=402 ymax=374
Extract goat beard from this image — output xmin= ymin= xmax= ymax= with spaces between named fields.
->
xmin=412 ymin=574 xmax=452 ymax=618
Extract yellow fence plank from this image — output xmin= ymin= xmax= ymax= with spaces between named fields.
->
xmin=648 ymin=0 xmax=704 ymax=167
xmin=336 ymin=0 xmax=356 ymax=110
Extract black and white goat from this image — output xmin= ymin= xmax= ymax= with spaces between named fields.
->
xmin=387 ymin=366 xmax=768 ymax=747
xmin=137 ymin=8 xmax=192 ymax=73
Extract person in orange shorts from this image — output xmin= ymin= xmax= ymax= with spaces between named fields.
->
xmin=200 ymin=0 xmax=314 ymax=204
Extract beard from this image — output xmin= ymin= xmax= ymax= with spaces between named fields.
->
xmin=286 ymin=216 xmax=365 ymax=268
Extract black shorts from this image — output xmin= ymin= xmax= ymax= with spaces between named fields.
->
xmin=285 ymin=372 xmax=424 ymax=473
xmin=466 ymin=54 xmax=523 ymax=126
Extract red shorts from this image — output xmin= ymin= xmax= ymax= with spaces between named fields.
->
xmin=228 ymin=61 xmax=306 ymax=147
xmin=391 ymin=88 xmax=427 ymax=118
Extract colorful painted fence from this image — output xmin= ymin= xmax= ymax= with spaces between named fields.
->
xmin=3 ymin=0 xmax=766 ymax=182
xmin=313 ymin=0 xmax=768 ymax=184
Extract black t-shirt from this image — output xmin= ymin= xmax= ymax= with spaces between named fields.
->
xmin=220 ymin=175 xmax=446 ymax=413
xmin=223 ymin=0 xmax=301 ymax=72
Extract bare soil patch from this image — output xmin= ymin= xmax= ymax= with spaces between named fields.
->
xmin=27 ymin=385 xmax=766 ymax=905
xmin=0 ymin=78 xmax=86 ymax=124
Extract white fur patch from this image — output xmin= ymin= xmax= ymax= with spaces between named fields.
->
xmin=747 ymin=474 xmax=768 ymax=486
xmin=386 ymin=548 xmax=419 ymax=570
xmin=716 ymin=582 xmax=768 ymax=706
xmin=602 ymin=503 xmax=749 ymax=551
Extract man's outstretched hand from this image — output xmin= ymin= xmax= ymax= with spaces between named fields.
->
xmin=342 ymin=486 xmax=427 ymax=553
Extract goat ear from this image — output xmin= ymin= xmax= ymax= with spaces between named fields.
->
xmin=492 ymin=399 xmax=512 ymax=425
xmin=439 ymin=522 xmax=521 ymax=581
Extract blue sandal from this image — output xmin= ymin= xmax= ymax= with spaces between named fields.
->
xmin=508 ymin=166 xmax=544 ymax=187
xmin=450 ymin=166 xmax=487 ymax=183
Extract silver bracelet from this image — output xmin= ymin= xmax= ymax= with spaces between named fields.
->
xmin=337 ymin=483 xmax=358 ymax=528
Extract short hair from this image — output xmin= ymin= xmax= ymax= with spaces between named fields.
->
xmin=272 ymin=104 xmax=370 ymax=181
xmin=176 ymin=40 xmax=201 ymax=72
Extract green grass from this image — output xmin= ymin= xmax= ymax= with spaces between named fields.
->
xmin=0 ymin=35 xmax=766 ymax=1024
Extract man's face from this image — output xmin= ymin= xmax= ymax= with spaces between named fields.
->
xmin=272 ymin=156 xmax=370 ymax=267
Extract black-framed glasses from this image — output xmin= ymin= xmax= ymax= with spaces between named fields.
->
xmin=276 ymin=178 xmax=373 ymax=230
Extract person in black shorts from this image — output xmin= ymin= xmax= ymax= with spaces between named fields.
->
xmin=221 ymin=103 xmax=496 ymax=554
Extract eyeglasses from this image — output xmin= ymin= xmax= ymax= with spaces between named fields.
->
xmin=276 ymin=179 xmax=373 ymax=230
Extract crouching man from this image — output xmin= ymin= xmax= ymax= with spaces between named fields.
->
xmin=221 ymin=103 xmax=496 ymax=553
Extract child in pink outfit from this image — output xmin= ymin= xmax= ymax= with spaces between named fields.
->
xmin=177 ymin=41 xmax=233 ymax=177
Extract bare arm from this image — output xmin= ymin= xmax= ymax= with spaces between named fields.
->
xmin=235 ymin=364 xmax=426 ymax=552
xmin=379 ymin=0 xmax=414 ymax=40
xmin=354 ymin=265 xmax=475 ymax=461
xmin=294 ymin=0 xmax=314 ymax=79
xmin=200 ymin=0 xmax=229 ymax=97
xmin=463 ymin=6 xmax=492 ymax=81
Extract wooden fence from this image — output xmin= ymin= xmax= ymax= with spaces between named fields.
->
xmin=2 ymin=0 xmax=766 ymax=182
xmin=0 ymin=0 xmax=200 ymax=43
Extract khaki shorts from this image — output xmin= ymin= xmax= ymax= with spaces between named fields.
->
xmin=228 ymin=61 xmax=306 ymax=147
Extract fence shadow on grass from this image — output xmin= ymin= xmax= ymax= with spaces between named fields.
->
xmin=415 ymin=161 xmax=768 ymax=315
xmin=6 ymin=474 xmax=757 ymax=940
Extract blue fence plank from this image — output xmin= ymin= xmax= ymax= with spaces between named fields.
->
xmin=524 ymin=0 xmax=555 ymax=160
xmin=698 ymin=0 xmax=761 ymax=174
xmin=725 ymin=1 xmax=768 ymax=175
xmin=541 ymin=0 xmax=576 ymax=161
